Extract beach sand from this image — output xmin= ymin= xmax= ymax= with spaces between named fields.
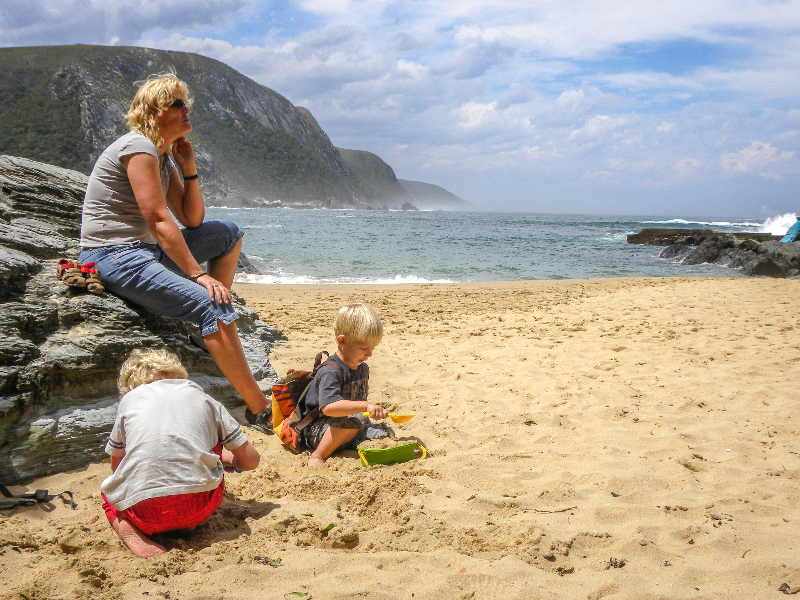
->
xmin=2 ymin=277 xmax=799 ymax=599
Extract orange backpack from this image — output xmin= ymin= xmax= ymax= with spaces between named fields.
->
xmin=271 ymin=351 xmax=342 ymax=452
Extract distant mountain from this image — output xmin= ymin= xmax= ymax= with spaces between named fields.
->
xmin=399 ymin=179 xmax=474 ymax=211
xmin=0 ymin=44 xmax=468 ymax=210
xmin=337 ymin=148 xmax=410 ymax=209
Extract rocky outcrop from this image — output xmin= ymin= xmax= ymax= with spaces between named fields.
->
xmin=337 ymin=148 xmax=410 ymax=210
xmin=627 ymin=228 xmax=778 ymax=246
xmin=0 ymin=155 xmax=284 ymax=485
xmin=399 ymin=180 xmax=473 ymax=211
xmin=628 ymin=229 xmax=799 ymax=278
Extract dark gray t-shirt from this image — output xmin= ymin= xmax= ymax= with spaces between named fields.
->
xmin=80 ymin=131 xmax=174 ymax=248
xmin=303 ymin=354 xmax=369 ymax=416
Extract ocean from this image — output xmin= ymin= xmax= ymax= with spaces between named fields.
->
xmin=205 ymin=208 xmax=798 ymax=284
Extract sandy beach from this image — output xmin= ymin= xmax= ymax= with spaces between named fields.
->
xmin=1 ymin=277 xmax=798 ymax=600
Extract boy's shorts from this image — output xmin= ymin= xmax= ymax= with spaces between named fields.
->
xmin=101 ymin=483 xmax=224 ymax=536
xmin=79 ymin=219 xmax=243 ymax=336
xmin=101 ymin=443 xmax=227 ymax=535
xmin=304 ymin=415 xmax=394 ymax=451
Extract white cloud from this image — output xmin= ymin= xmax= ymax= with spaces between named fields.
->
xmin=0 ymin=0 xmax=252 ymax=46
xmin=396 ymin=59 xmax=427 ymax=79
xmin=453 ymin=101 xmax=498 ymax=128
xmin=721 ymin=141 xmax=795 ymax=178
xmin=4 ymin=0 xmax=800 ymax=214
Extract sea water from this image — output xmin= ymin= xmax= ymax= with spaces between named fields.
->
xmin=205 ymin=208 xmax=797 ymax=284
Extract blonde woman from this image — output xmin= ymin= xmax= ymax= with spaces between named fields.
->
xmin=79 ymin=73 xmax=271 ymax=430
xmin=101 ymin=349 xmax=260 ymax=557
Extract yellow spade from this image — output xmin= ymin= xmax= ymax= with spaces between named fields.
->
xmin=362 ymin=412 xmax=414 ymax=423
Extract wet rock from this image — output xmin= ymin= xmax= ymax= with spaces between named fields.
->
xmin=628 ymin=228 xmax=797 ymax=278
xmin=627 ymin=228 xmax=777 ymax=246
xmin=657 ymin=234 xmax=800 ymax=278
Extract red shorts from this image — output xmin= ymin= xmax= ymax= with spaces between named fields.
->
xmin=101 ymin=444 xmax=225 ymax=536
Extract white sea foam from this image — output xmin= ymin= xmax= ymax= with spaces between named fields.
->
xmin=644 ymin=218 xmax=760 ymax=228
xmin=758 ymin=213 xmax=798 ymax=235
xmin=235 ymin=273 xmax=456 ymax=285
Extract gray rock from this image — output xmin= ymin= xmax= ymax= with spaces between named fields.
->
xmin=679 ymin=234 xmax=736 ymax=265
xmin=657 ymin=232 xmax=800 ymax=278
xmin=0 ymin=155 xmax=284 ymax=484
xmin=628 ymin=228 xmax=778 ymax=246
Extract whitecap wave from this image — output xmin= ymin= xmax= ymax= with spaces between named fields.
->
xmin=235 ymin=273 xmax=456 ymax=285
xmin=758 ymin=213 xmax=798 ymax=235
xmin=643 ymin=218 xmax=760 ymax=228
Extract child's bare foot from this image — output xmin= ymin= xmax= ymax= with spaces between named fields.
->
xmin=113 ymin=519 xmax=166 ymax=558
xmin=308 ymin=454 xmax=326 ymax=466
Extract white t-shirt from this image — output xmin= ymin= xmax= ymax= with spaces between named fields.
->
xmin=101 ymin=378 xmax=247 ymax=510
xmin=80 ymin=131 xmax=175 ymax=248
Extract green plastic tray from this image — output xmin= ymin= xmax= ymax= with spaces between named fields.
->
xmin=357 ymin=441 xmax=426 ymax=466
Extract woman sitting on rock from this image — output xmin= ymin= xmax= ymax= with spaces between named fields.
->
xmin=79 ymin=73 xmax=271 ymax=430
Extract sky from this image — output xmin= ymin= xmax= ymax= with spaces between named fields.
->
xmin=2 ymin=0 xmax=800 ymax=218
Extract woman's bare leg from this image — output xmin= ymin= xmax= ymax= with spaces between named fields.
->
xmin=112 ymin=518 xmax=166 ymax=558
xmin=204 ymin=319 xmax=268 ymax=414
xmin=208 ymin=237 xmax=241 ymax=288
xmin=203 ymin=238 xmax=269 ymax=415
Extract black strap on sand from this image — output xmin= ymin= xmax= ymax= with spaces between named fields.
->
xmin=0 ymin=483 xmax=75 ymax=510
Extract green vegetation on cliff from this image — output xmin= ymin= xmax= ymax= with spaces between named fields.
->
xmin=0 ymin=49 xmax=95 ymax=173
xmin=0 ymin=44 xmax=466 ymax=210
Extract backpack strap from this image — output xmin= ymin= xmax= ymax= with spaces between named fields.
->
xmin=293 ymin=357 xmax=345 ymax=433
xmin=0 ymin=483 xmax=75 ymax=511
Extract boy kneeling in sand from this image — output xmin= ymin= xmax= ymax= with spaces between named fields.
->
xmin=304 ymin=303 xmax=393 ymax=466
xmin=100 ymin=349 xmax=260 ymax=557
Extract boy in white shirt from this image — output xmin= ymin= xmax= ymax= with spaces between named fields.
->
xmin=100 ymin=349 xmax=260 ymax=557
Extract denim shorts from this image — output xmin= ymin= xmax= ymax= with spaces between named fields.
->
xmin=79 ymin=219 xmax=244 ymax=336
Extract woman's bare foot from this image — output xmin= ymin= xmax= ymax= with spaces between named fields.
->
xmin=112 ymin=518 xmax=166 ymax=558
xmin=308 ymin=454 xmax=326 ymax=466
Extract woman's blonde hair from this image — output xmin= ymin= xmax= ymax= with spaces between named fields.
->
xmin=126 ymin=72 xmax=192 ymax=150
xmin=334 ymin=303 xmax=383 ymax=345
xmin=117 ymin=348 xmax=188 ymax=395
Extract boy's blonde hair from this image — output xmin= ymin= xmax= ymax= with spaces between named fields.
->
xmin=117 ymin=348 xmax=188 ymax=395
xmin=127 ymin=72 xmax=192 ymax=150
xmin=334 ymin=303 xmax=383 ymax=345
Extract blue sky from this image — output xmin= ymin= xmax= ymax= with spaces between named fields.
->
xmin=2 ymin=0 xmax=799 ymax=218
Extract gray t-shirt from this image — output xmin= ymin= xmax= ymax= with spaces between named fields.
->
xmin=80 ymin=131 xmax=175 ymax=248
xmin=101 ymin=378 xmax=247 ymax=510
xmin=303 ymin=354 xmax=369 ymax=415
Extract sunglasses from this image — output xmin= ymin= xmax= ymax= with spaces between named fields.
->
xmin=170 ymin=98 xmax=187 ymax=108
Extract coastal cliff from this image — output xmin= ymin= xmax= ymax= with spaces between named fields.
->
xmin=628 ymin=228 xmax=799 ymax=278
xmin=0 ymin=155 xmax=283 ymax=485
xmin=0 ymin=45 xmax=469 ymax=211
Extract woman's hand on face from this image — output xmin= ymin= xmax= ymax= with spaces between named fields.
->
xmin=172 ymin=136 xmax=196 ymax=173
xmin=195 ymin=273 xmax=232 ymax=304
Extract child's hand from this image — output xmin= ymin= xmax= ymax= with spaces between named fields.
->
xmin=220 ymin=449 xmax=235 ymax=468
xmin=365 ymin=403 xmax=388 ymax=421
